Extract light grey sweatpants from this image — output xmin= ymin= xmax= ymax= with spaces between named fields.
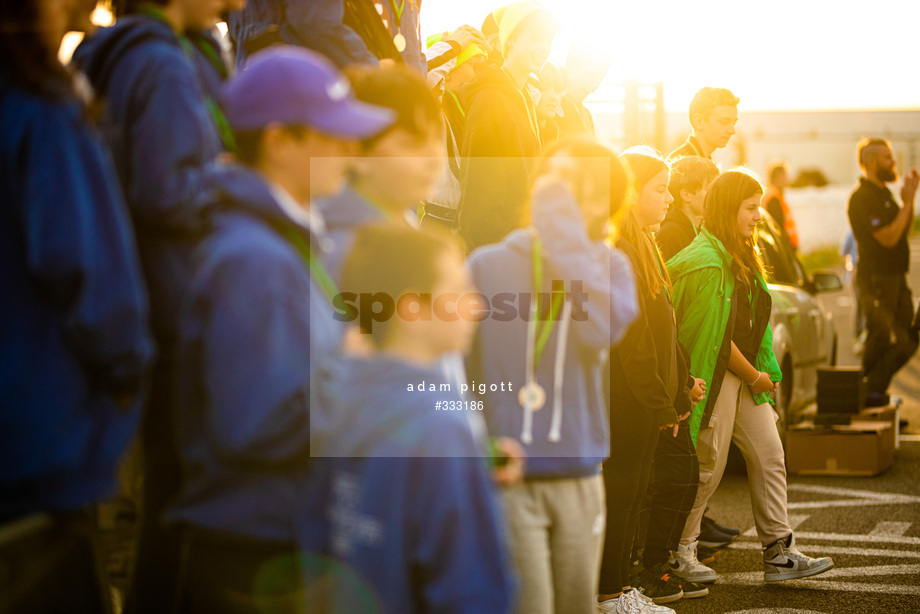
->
xmin=501 ymin=474 xmax=606 ymax=614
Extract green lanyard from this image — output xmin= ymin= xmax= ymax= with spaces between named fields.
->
xmin=532 ymin=237 xmax=564 ymax=368
xmin=445 ymin=90 xmax=466 ymax=119
xmin=137 ymin=5 xmax=237 ymax=153
xmin=276 ymin=224 xmax=339 ymax=306
xmin=388 ymin=0 xmax=405 ymax=25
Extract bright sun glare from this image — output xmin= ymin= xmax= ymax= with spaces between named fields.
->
xmin=421 ymin=0 xmax=920 ymax=112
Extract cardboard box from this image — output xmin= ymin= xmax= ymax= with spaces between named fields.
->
xmin=786 ymin=420 xmax=894 ymax=476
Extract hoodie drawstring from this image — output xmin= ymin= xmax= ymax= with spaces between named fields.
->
xmin=547 ymin=300 xmax=572 ymax=442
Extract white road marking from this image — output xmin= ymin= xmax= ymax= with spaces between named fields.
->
xmin=767 ymin=530 xmax=920 ymax=546
xmin=729 ymin=541 xmax=920 ymax=559
xmin=720 ymin=563 xmax=920 ymax=583
xmin=718 ymin=576 xmax=920 ymax=596
xmin=786 ymin=483 xmax=920 ymax=510
xmin=869 ymin=521 xmax=912 ymax=537
xmin=787 ymin=483 xmax=918 ymax=500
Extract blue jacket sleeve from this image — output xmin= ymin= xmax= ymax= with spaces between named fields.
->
xmin=531 ymin=181 xmax=639 ymax=349
xmin=201 ymin=247 xmax=313 ymax=463
xmin=283 ymin=0 xmax=378 ymax=67
xmin=411 ymin=441 xmax=515 ymax=613
xmin=24 ymin=105 xmax=153 ymax=394
xmin=127 ymin=57 xmax=222 ymax=232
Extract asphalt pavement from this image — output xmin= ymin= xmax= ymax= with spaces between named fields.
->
xmin=670 ymin=237 xmax=920 ymax=613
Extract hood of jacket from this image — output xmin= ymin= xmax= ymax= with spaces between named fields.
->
xmin=200 ymin=163 xmax=307 ymax=234
xmin=459 ymin=61 xmax=522 ymax=109
xmin=666 ymin=227 xmax=732 ymax=282
xmin=74 ymin=16 xmax=179 ymax=96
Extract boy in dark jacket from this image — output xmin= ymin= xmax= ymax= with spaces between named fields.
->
xmin=457 ymin=2 xmax=558 ymax=250
xmin=657 ymin=156 xmax=719 ymax=261
xmin=165 ymin=47 xmax=393 ymax=612
xmin=669 ymin=87 xmax=739 ymax=160
xmin=302 ymin=225 xmax=516 ymax=614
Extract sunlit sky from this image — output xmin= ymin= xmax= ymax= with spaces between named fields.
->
xmin=421 ymin=0 xmax=920 ymax=112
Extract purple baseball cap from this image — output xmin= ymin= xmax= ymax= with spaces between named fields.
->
xmin=221 ymin=46 xmax=395 ymax=138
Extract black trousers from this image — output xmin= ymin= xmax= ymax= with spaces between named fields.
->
xmin=640 ymin=421 xmax=700 ymax=567
xmin=600 ymin=403 xmax=659 ymax=592
xmin=0 ymin=511 xmax=111 ymax=614
xmin=127 ymin=348 xmax=184 ymax=614
xmin=857 ymin=271 xmax=919 ymax=395
xmin=172 ymin=530 xmax=304 ymax=614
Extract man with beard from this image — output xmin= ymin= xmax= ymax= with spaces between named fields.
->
xmin=670 ymin=87 xmax=738 ymax=160
xmin=848 ymin=138 xmax=920 ymax=406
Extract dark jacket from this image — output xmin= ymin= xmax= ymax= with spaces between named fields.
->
xmin=0 ymin=74 xmax=153 ymax=519
xmin=466 ymin=182 xmax=638 ymax=477
xmin=656 ymin=206 xmax=698 ymax=262
xmin=167 ymin=164 xmax=341 ymax=541
xmin=74 ymin=16 xmax=223 ymax=342
xmin=458 ymin=62 xmax=541 ymax=250
xmin=608 ymin=236 xmax=683 ymax=429
xmin=300 ymin=356 xmax=516 ymax=614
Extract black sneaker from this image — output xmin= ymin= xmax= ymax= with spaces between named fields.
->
xmin=676 ymin=578 xmax=709 ymax=599
xmin=655 ymin=564 xmax=708 ymax=599
xmin=696 ymin=545 xmax=722 ymax=566
xmin=698 ymin=527 xmax=734 ymax=549
xmin=701 ymin=514 xmax=740 ymax=538
xmin=635 ymin=563 xmax=683 ymax=604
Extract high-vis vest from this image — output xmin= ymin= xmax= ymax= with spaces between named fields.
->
xmin=763 ymin=185 xmax=799 ymax=249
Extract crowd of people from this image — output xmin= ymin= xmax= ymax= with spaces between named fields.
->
xmin=4 ymin=0 xmax=918 ymax=613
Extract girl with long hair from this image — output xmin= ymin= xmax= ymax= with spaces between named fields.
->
xmin=597 ymin=147 xmax=692 ymax=614
xmin=666 ymin=169 xmax=834 ymax=583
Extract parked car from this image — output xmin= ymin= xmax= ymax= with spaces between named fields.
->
xmin=758 ymin=211 xmax=842 ymax=439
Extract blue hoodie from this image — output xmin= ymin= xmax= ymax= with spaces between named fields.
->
xmin=229 ymin=0 xmax=377 ymax=68
xmin=167 ymin=164 xmax=341 ymax=541
xmin=0 ymin=74 xmax=153 ymax=519
xmin=466 ymin=182 xmax=638 ymax=478
xmin=73 ymin=16 xmax=223 ymax=341
xmin=301 ymin=356 xmax=515 ymax=614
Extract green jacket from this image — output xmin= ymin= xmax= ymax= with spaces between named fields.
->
xmin=666 ymin=229 xmax=782 ymax=446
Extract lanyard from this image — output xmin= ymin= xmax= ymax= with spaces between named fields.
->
xmin=388 ymin=0 xmax=405 ymax=27
xmin=137 ymin=5 xmax=237 ymax=153
xmin=445 ymin=89 xmax=466 ymax=119
xmin=532 ymin=237 xmax=564 ymax=368
xmin=275 ymin=223 xmax=339 ymax=306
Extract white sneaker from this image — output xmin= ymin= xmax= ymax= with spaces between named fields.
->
xmin=596 ymin=596 xmax=634 ymax=614
xmin=669 ymin=540 xmax=718 ymax=583
xmin=625 ymin=588 xmax=677 ymax=613
xmin=596 ymin=594 xmax=643 ymax=614
xmin=595 ymin=597 xmax=620 ymax=613
xmin=763 ymin=534 xmax=834 ymax=581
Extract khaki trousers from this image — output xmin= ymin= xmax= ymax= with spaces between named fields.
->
xmin=501 ymin=474 xmax=606 ymax=614
xmin=680 ymin=372 xmax=792 ymax=548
